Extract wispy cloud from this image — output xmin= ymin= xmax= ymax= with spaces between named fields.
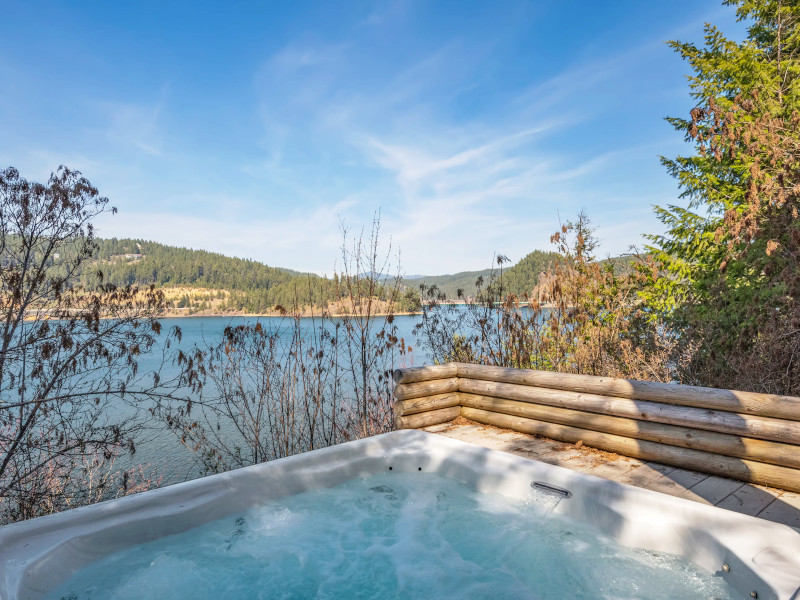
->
xmin=94 ymin=197 xmax=358 ymax=275
xmin=1 ymin=0 xmax=739 ymax=273
xmin=366 ymin=125 xmax=554 ymax=187
xmin=96 ymin=100 xmax=165 ymax=157
xmin=238 ymin=3 xmax=718 ymax=271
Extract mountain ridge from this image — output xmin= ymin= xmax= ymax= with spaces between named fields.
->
xmin=78 ymin=238 xmax=581 ymax=308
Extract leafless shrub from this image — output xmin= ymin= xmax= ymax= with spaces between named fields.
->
xmin=0 ymin=166 xmax=185 ymax=524
xmin=417 ymin=213 xmax=680 ymax=381
xmin=165 ymin=215 xmax=408 ymax=474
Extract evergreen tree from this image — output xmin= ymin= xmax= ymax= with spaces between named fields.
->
xmin=647 ymin=0 xmax=800 ymax=392
xmin=503 ymin=250 xmax=559 ymax=299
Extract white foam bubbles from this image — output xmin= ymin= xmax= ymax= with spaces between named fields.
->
xmin=45 ymin=473 xmax=743 ymax=600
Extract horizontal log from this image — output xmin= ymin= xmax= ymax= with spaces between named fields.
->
xmin=394 ymin=406 xmax=461 ymax=430
xmin=460 ymin=406 xmax=800 ymax=493
xmin=455 ymin=363 xmax=800 ymax=421
xmin=459 ymin=393 xmax=800 ymax=470
xmin=394 ymin=378 xmax=459 ymax=401
xmin=393 ymin=363 xmax=458 ymax=384
xmin=393 ymin=393 xmax=461 ymax=417
xmin=459 ymin=378 xmax=800 ymax=444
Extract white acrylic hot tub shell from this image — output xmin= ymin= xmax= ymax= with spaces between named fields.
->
xmin=1 ymin=430 xmax=799 ymax=600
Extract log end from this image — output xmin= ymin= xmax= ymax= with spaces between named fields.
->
xmin=393 ymin=399 xmax=406 ymax=418
xmin=394 ymin=406 xmax=461 ymax=430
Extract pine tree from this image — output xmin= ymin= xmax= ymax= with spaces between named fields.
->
xmin=647 ymin=0 xmax=800 ymax=391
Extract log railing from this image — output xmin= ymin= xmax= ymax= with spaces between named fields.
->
xmin=393 ymin=363 xmax=800 ymax=492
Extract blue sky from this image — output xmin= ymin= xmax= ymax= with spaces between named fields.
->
xmin=0 ymin=1 xmax=746 ymax=275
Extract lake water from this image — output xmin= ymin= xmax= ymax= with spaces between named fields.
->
xmin=128 ymin=314 xmax=427 ymax=485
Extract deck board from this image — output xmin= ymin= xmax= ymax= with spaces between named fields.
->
xmin=423 ymin=420 xmax=800 ymax=531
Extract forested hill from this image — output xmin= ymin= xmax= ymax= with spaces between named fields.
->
xmin=87 ymin=238 xmax=304 ymax=290
xmin=78 ymin=238 xmax=563 ymax=310
xmin=406 ymin=250 xmax=560 ymax=301
xmin=405 ymin=270 xmax=493 ymax=300
xmin=80 ymin=238 xmax=338 ymax=313
xmin=502 ymin=250 xmax=560 ymax=297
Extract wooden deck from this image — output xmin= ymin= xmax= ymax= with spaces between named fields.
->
xmin=424 ymin=419 xmax=800 ymax=531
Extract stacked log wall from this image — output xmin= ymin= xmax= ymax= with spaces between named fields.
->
xmin=392 ymin=363 xmax=800 ymax=492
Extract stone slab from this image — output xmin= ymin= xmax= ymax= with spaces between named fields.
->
xmin=757 ymin=491 xmax=800 ymax=530
xmin=678 ymin=475 xmax=744 ymax=506
xmin=617 ymin=463 xmax=677 ymax=488
xmin=644 ymin=468 xmax=709 ymax=498
xmin=585 ymin=456 xmax=640 ymax=481
xmin=717 ymin=484 xmax=782 ymax=517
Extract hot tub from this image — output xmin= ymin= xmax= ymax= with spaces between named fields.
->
xmin=1 ymin=430 xmax=799 ymax=599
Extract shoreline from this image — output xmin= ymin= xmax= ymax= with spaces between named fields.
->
xmin=157 ymin=309 xmax=423 ymax=319
xmin=23 ymin=302 xmax=552 ymax=321
xmin=23 ymin=310 xmax=423 ymax=322
xmin=23 ymin=302 xmax=551 ymax=321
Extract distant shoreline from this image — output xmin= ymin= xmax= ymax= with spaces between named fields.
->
xmin=157 ymin=309 xmax=423 ymax=319
xmin=23 ymin=302 xmax=549 ymax=321
xmin=23 ymin=310 xmax=423 ymax=322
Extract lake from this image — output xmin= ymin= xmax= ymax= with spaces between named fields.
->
xmin=127 ymin=314 xmax=428 ymax=485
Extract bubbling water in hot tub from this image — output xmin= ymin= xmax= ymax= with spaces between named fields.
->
xmin=44 ymin=472 xmax=742 ymax=600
